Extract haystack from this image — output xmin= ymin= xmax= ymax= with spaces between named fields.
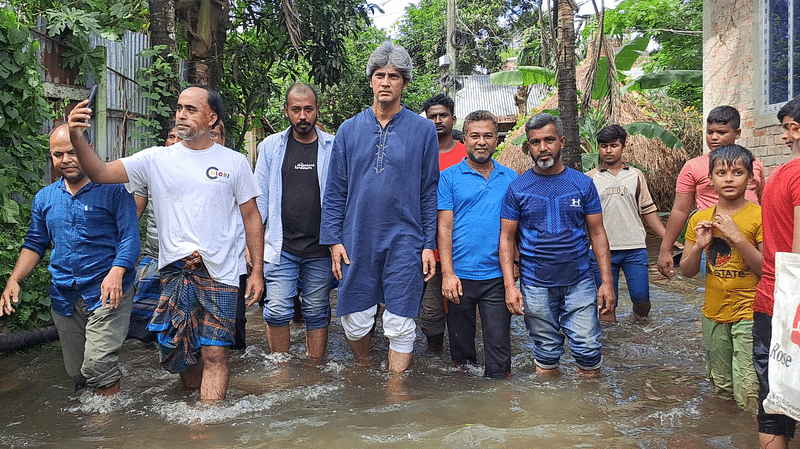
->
xmin=496 ymin=55 xmax=690 ymax=212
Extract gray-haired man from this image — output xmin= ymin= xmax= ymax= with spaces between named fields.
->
xmin=320 ymin=42 xmax=439 ymax=373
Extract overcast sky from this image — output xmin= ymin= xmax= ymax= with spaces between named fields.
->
xmin=370 ymin=0 xmax=419 ymax=32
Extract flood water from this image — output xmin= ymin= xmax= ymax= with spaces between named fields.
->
xmin=0 ymin=242 xmax=762 ymax=448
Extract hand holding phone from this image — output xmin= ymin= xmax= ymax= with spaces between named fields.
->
xmin=84 ymin=85 xmax=98 ymax=122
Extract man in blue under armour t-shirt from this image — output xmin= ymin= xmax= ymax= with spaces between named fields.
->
xmin=499 ymin=113 xmax=615 ymax=378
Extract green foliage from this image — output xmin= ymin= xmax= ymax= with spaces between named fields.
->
xmin=591 ymin=36 xmax=648 ymax=100
xmin=0 ymin=7 xmax=55 ymax=330
xmin=624 ymin=121 xmax=684 ymax=149
xmin=396 ymin=0 xmax=537 ymax=76
xmin=220 ymin=0 xmax=373 ymax=149
xmin=638 ymin=93 xmax=703 ymax=157
xmin=58 ymin=34 xmax=106 ymax=83
xmin=628 ymin=69 xmax=702 ymax=91
xmin=592 ymin=0 xmax=702 ymax=108
xmin=490 ymin=66 xmax=556 ymax=87
xmin=10 ymin=0 xmax=148 ymax=83
xmin=133 ymin=46 xmax=186 ymax=146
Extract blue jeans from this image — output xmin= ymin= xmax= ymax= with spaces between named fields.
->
xmin=589 ymin=248 xmax=649 ymax=306
xmin=520 ymin=275 xmax=602 ymax=370
xmin=263 ymin=252 xmax=334 ymax=330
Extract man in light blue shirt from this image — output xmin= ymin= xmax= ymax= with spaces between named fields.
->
xmin=438 ymin=110 xmax=517 ymax=378
xmin=254 ymin=83 xmax=335 ymax=361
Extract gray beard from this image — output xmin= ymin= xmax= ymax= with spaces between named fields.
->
xmin=536 ymin=158 xmax=555 ymax=170
xmin=176 ymin=127 xmax=203 ymax=142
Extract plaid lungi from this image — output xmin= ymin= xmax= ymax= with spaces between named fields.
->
xmin=148 ymin=252 xmax=238 ymax=374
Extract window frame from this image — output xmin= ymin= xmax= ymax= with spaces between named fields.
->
xmin=760 ymin=0 xmax=797 ymax=115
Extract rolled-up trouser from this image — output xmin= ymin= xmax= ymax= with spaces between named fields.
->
xmin=51 ymin=288 xmax=133 ymax=389
xmin=702 ymin=316 xmax=758 ymax=411
xmin=341 ymin=305 xmax=416 ymax=353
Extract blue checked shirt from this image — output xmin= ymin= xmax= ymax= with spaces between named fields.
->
xmin=22 ymin=180 xmax=140 ymax=315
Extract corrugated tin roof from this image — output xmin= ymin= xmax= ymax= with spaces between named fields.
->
xmin=454 ymin=75 xmax=551 ymax=120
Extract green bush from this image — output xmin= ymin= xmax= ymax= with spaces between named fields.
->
xmin=0 ymin=6 xmax=56 ymax=330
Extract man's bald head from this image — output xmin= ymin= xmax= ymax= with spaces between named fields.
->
xmin=49 ymin=123 xmax=71 ymax=149
xmin=49 ymin=123 xmax=87 ymax=185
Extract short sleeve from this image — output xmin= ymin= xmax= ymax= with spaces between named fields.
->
xmin=755 ymin=220 xmax=763 ymax=244
xmin=500 ymin=183 xmax=521 ymax=221
xmin=635 ymin=168 xmax=658 ymax=214
xmin=233 ymin=155 xmax=261 ymax=205
xmin=789 ymin=163 xmax=800 ymax=207
xmin=675 ymin=157 xmax=699 ymax=194
xmin=685 ymin=212 xmax=700 ymax=244
xmin=437 ymin=168 xmax=454 ymax=211
xmin=583 ymin=177 xmax=602 ymax=215
xmin=120 ymin=147 xmax=154 ymax=193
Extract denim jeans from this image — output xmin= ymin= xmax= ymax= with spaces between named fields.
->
xmin=263 ymin=251 xmax=334 ymax=330
xmin=520 ymin=275 xmax=602 ymax=370
xmin=589 ymin=248 xmax=649 ymax=306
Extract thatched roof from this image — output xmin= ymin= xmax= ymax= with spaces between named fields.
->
xmin=496 ymin=58 xmax=689 ymax=211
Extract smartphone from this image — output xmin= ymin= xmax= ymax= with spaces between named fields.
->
xmin=86 ymin=85 xmax=98 ymax=111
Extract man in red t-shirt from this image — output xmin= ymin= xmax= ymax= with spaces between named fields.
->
xmin=420 ymin=94 xmax=467 ymax=351
xmin=752 ymin=97 xmax=800 ymax=449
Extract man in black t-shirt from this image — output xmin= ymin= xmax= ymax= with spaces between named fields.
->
xmin=254 ymin=84 xmax=335 ymax=360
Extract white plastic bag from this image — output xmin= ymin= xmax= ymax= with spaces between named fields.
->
xmin=763 ymin=252 xmax=800 ymax=420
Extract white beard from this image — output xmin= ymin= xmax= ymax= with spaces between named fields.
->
xmin=536 ymin=158 xmax=555 ymax=170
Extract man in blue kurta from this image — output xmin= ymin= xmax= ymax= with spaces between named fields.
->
xmin=320 ymin=42 xmax=439 ymax=373
xmin=0 ymin=124 xmax=140 ymax=395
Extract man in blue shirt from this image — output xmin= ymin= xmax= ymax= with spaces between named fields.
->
xmin=499 ymin=113 xmax=615 ymax=378
xmin=255 ymin=83 xmax=335 ymax=361
xmin=0 ymin=124 xmax=140 ymax=395
xmin=438 ymin=110 xmax=517 ymax=378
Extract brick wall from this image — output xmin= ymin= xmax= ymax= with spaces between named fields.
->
xmin=703 ymin=0 xmax=792 ymax=175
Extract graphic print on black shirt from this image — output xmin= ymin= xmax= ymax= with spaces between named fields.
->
xmin=281 ymin=134 xmax=329 ymax=258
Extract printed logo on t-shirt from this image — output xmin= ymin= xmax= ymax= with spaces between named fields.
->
xmin=206 ymin=166 xmax=231 ymax=180
xmin=570 ymin=198 xmax=581 ymax=207
xmin=294 ymin=162 xmax=315 ymax=170
xmin=602 ymin=186 xmax=629 ymax=196
xmin=707 ymin=237 xmax=746 ymax=278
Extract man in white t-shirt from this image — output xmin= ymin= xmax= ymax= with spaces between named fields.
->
xmin=67 ymin=86 xmax=264 ymax=402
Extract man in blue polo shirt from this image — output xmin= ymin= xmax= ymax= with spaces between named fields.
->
xmin=438 ymin=110 xmax=517 ymax=378
xmin=0 ymin=124 xmax=140 ymax=395
xmin=499 ymin=112 xmax=614 ymax=378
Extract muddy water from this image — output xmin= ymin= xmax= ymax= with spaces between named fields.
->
xmin=0 ymin=246 xmax=760 ymax=448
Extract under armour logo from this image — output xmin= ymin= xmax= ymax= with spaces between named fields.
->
xmin=570 ymin=198 xmax=581 ymax=207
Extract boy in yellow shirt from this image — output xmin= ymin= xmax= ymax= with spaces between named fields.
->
xmin=681 ymin=144 xmax=762 ymax=411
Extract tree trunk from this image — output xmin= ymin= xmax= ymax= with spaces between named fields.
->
xmin=514 ymin=85 xmax=528 ymax=117
xmin=149 ymin=0 xmax=178 ymax=142
xmin=149 ymin=0 xmax=177 ymax=58
xmin=556 ymin=0 xmax=581 ymax=171
xmin=179 ymin=0 xmax=227 ymax=87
